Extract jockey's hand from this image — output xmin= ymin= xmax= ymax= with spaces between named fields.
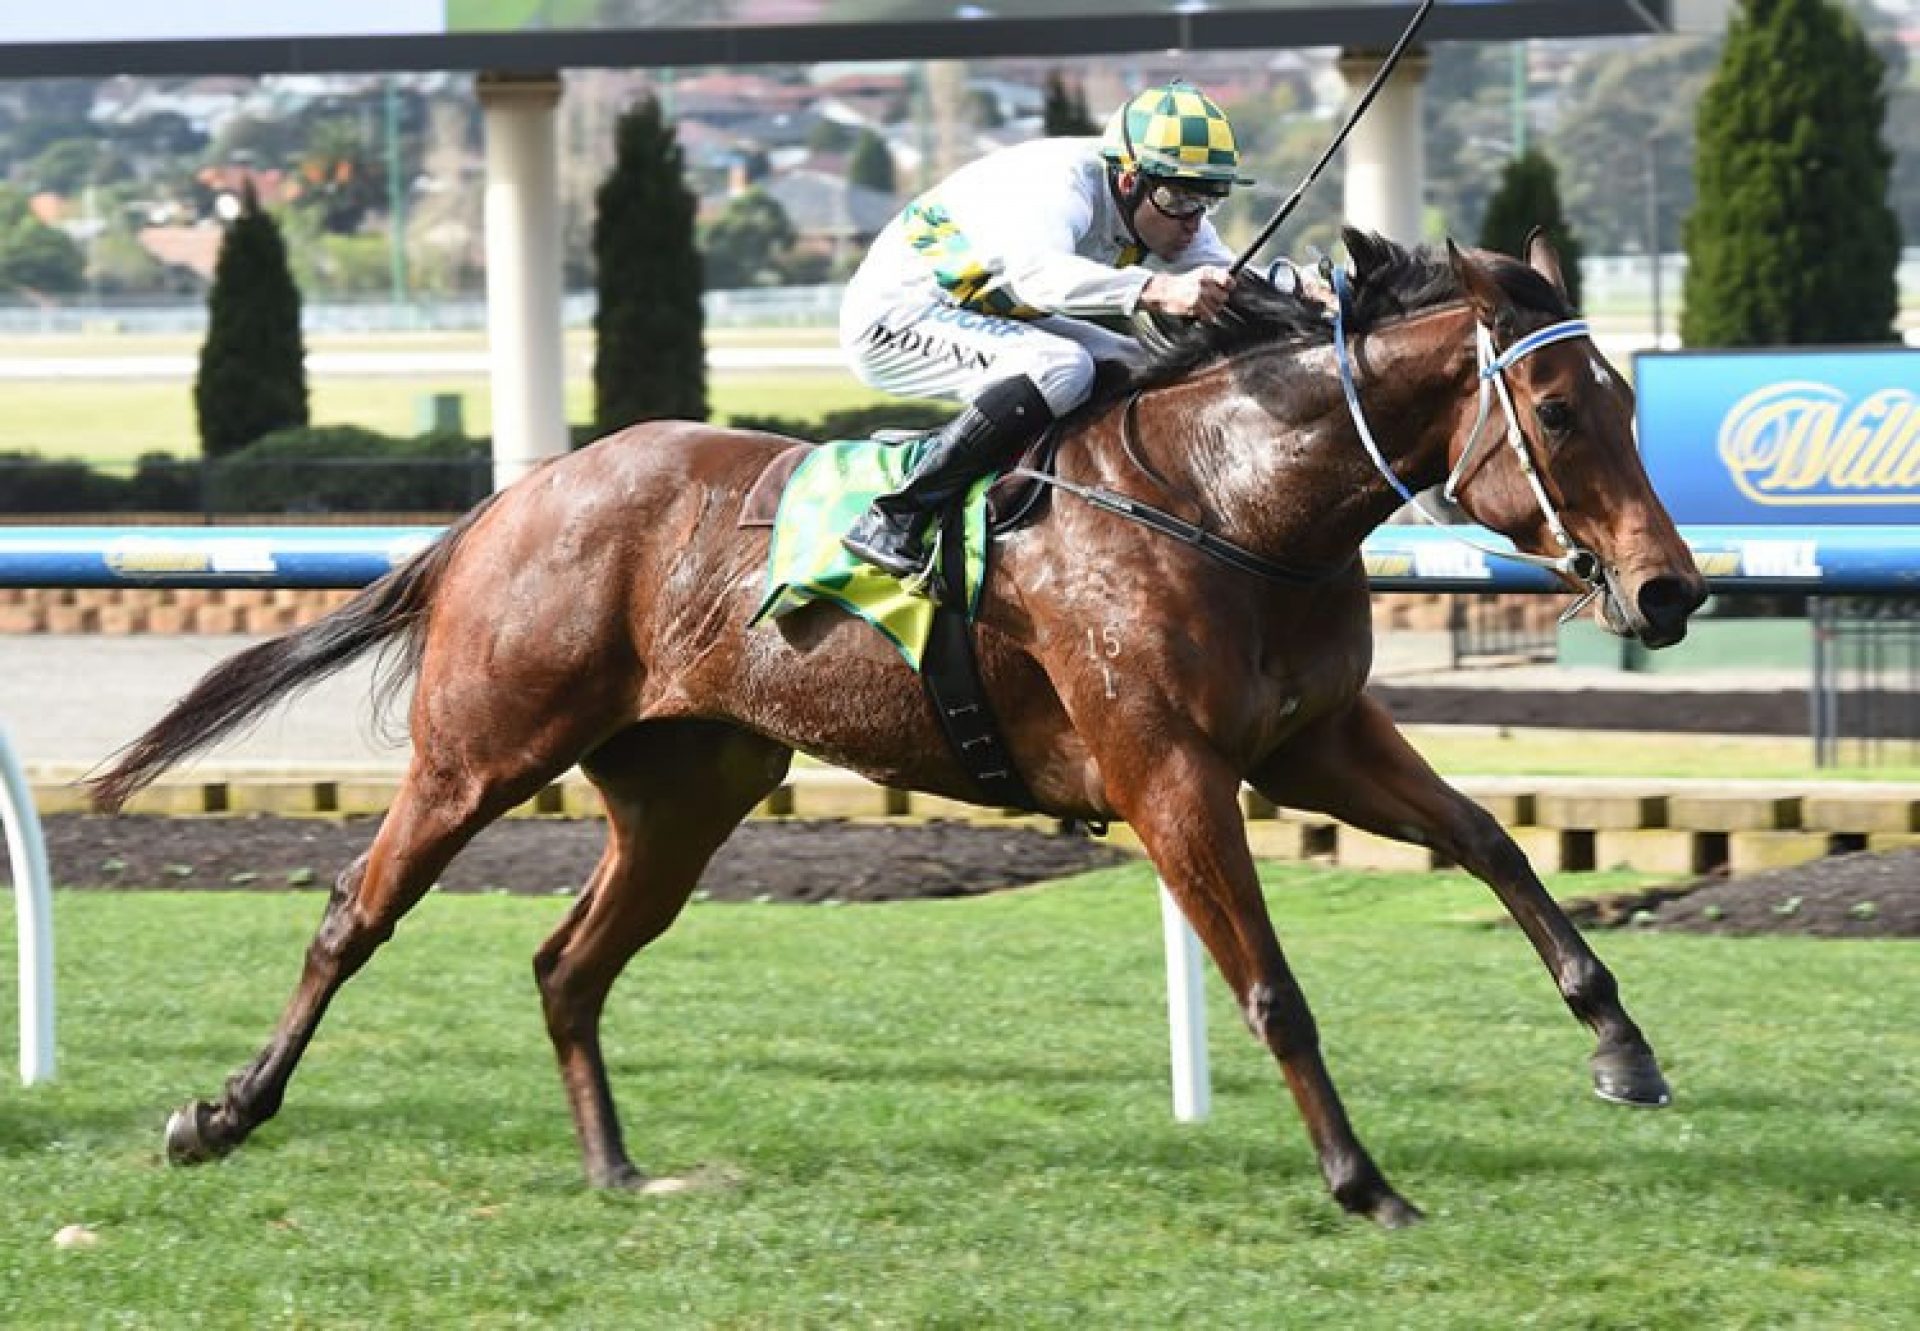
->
xmin=1139 ymin=266 xmax=1237 ymax=323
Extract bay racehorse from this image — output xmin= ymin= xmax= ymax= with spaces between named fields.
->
xmin=92 ymin=229 xmax=1705 ymax=1227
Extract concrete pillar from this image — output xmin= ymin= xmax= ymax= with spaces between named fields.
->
xmin=1336 ymin=48 xmax=1429 ymax=244
xmin=477 ymin=71 xmax=568 ymax=492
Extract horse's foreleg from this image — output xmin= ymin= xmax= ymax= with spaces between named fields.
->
xmin=533 ymin=721 xmax=793 ymax=1189
xmin=165 ymin=759 xmax=537 ymax=1166
xmin=1253 ymin=695 xmax=1669 ymax=1108
xmin=1111 ymin=742 xmax=1420 ymax=1228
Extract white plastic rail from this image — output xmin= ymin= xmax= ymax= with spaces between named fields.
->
xmin=1159 ymin=880 xmax=1210 ymax=1122
xmin=2 ymin=726 xmax=54 ymax=1085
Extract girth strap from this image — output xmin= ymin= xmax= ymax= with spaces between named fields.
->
xmin=918 ymin=505 xmax=1039 ymax=813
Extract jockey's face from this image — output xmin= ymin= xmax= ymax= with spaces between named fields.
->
xmin=1121 ymin=169 xmax=1216 ymax=261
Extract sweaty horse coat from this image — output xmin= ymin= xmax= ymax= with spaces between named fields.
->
xmin=93 ymin=230 xmax=1705 ymax=1227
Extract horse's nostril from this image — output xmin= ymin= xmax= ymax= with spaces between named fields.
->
xmin=1637 ymin=575 xmax=1701 ymax=628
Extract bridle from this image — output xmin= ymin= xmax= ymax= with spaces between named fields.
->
xmin=1007 ymin=266 xmax=1611 ymax=606
xmin=1331 ymin=264 xmax=1608 ymax=610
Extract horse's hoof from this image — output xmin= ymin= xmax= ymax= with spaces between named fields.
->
xmin=163 ymin=1100 xmax=228 ymax=1166
xmin=588 ymin=1161 xmax=648 ymax=1191
xmin=1368 ymin=1193 xmax=1425 ymax=1229
xmin=1591 ymin=1048 xmax=1672 ymax=1107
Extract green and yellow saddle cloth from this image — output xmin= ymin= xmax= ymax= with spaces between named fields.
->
xmin=748 ymin=437 xmax=991 ymax=671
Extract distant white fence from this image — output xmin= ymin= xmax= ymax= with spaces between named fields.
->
xmin=0 ymin=284 xmax=848 ymax=337
xmin=6 ymin=252 xmax=1919 ymax=337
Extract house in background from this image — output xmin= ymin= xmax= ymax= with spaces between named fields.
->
xmin=761 ymin=168 xmax=898 ymax=277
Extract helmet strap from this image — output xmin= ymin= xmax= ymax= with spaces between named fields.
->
xmin=1109 ymin=164 xmax=1150 ymax=250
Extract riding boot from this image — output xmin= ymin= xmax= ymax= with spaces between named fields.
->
xmin=842 ymin=375 xmax=1054 ymax=582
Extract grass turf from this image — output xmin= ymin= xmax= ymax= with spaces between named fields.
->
xmin=3 ymin=863 xmax=1916 ymax=1328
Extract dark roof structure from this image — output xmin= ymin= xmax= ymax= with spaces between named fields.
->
xmin=0 ymin=4 xmax=1675 ymax=80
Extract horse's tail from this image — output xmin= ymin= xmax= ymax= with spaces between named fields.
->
xmin=88 ymin=494 xmax=503 ymax=813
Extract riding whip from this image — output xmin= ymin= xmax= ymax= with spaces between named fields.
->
xmin=1229 ymin=0 xmax=1437 ymax=277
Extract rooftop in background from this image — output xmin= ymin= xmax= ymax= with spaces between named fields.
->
xmin=0 ymin=3 xmax=1687 ymax=81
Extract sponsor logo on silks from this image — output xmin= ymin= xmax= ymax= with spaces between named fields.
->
xmin=1362 ymin=552 xmax=1413 ymax=579
xmin=860 ymin=318 xmax=997 ymax=374
xmin=1736 ymin=539 xmax=1822 ymax=580
xmin=900 ymin=200 xmax=1044 ymax=320
xmin=1411 ymin=545 xmax=1492 ymax=581
xmin=1718 ymin=382 xmax=1920 ymax=507
xmin=916 ymin=298 xmax=1028 ymax=339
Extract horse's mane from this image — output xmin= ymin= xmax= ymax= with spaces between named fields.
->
xmin=1110 ymin=227 xmax=1575 ymax=404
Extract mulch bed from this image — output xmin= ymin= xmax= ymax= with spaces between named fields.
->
xmin=14 ymin=686 xmax=1920 ymax=938
xmin=1370 ymin=685 xmax=1815 ymax=734
xmin=1565 ymin=850 xmax=1920 ymax=938
xmin=29 ymin=814 xmax=1133 ymax=905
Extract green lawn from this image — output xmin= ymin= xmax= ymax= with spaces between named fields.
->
xmin=4 ymin=865 xmax=1916 ymax=1328
xmin=1 ymin=371 xmax=901 ymax=464
xmin=1405 ymin=725 xmax=1917 ymax=782
xmin=0 ymin=325 xmax=892 ymax=461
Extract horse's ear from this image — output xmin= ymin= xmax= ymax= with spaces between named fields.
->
xmin=1342 ymin=226 xmax=1392 ymax=277
xmin=1447 ymin=238 xmax=1516 ymax=335
xmin=1524 ymin=226 xmax=1569 ymax=300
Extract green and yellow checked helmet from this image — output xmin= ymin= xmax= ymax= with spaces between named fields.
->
xmin=1100 ymin=80 xmax=1253 ymax=193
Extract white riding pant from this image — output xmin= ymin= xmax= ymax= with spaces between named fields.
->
xmin=839 ymin=271 xmax=1147 ymax=417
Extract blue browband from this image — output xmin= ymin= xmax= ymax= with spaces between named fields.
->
xmin=1330 ymin=262 xmax=1603 ymax=586
xmin=1482 ymin=318 xmax=1593 ymax=376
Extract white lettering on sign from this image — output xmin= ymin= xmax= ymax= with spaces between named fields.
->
xmin=1411 ymin=546 xmax=1492 ymax=580
xmin=1739 ymin=540 xmax=1822 ymax=579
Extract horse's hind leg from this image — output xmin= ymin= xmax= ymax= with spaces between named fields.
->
xmin=1253 ymin=695 xmax=1669 ymax=1108
xmin=532 ymin=720 xmax=792 ymax=1189
xmin=164 ymin=749 xmax=568 ymax=1166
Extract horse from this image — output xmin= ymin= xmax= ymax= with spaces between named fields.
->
xmin=91 ymin=228 xmax=1706 ymax=1228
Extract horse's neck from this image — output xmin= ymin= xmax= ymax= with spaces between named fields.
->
xmin=1115 ymin=311 xmax=1474 ymax=570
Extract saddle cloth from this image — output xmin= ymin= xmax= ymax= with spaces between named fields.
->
xmin=747 ymin=437 xmax=990 ymax=672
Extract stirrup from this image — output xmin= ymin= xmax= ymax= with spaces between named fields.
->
xmin=897 ymin=542 xmax=947 ymax=605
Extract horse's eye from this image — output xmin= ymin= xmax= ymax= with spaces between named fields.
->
xmin=1535 ymin=399 xmax=1575 ymax=437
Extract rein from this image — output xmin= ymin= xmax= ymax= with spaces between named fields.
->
xmin=1010 ymin=392 xmax=1351 ymax=587
xmin=1330 ymin=265 xmax=1606 ymax=605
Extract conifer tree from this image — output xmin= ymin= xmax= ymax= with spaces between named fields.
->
xmin=1477 ymin=147 xmax=1585 ymax=310
xmin=194 ymin=182 xmax=308 ymax=458
xmin=1043 ymin=72 xmax=1098 ymax=138
xmin=1682 ymin=0 xmax=1900 ymax=346
xmin=593 ymin=96 xmax=707 ymax=433
xmin=847 ymin=129 xmax=897 ymax=196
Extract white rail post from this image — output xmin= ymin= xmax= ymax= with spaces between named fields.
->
xmin=1 ymin=726 xmax=54 ymax=1085
xmin=1158 ymin=879 xmax=1210 ymax=1122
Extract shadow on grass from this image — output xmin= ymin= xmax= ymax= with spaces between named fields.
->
xmin=615 ymin=1048 xmax=1170 ymax=1092
xmin=1403 ymin=1127 xmax=1920 ymax=1210
xmin=0 ymin=1094 xmax=174 ymax=1158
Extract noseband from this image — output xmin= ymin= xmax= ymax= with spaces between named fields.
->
xmin=1331 ymin=265 xmax=1605 ymax=596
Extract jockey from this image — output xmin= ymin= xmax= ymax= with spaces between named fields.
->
xmin=839 ymin=79 xmax=1254 ymax=582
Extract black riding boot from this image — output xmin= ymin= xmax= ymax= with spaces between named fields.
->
xmin=842 ymin=375 xmax=1053 ymax=582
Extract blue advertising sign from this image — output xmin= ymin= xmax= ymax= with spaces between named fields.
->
xmin=1635 ymin=347 xmax=1920 ymax=524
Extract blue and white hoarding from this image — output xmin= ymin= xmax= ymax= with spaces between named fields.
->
xmin=1636 ymin=347 xmax=1920 ymax=525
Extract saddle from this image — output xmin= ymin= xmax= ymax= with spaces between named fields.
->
xmin=738 ymin=430 xmax=1060 ymax=536
xmin=740 ymin=429 xmax=1063 ymax=814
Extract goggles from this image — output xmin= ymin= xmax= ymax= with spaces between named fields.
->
xmin=1146 ymin=181 xmax=1226 ymax=220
